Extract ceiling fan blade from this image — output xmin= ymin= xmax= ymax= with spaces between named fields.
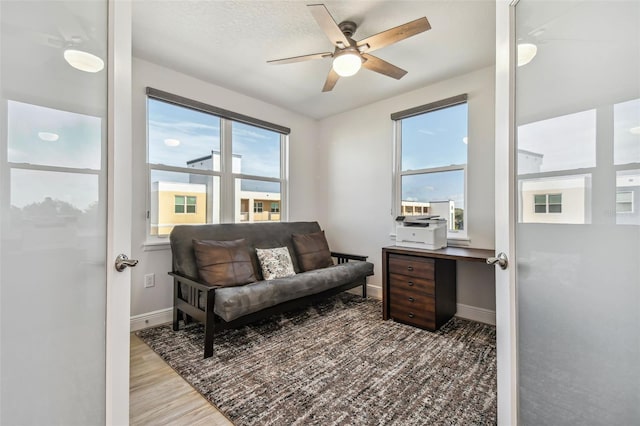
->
xmin=322 ymin=68 xmax=340 ymax=92
xmin=267 ymin=52 xmax=333 ymax=65
xmin=308 ymin=4 xmax=350 ymax=47
xmin=361 ymin=54 xmax=407 ymax=80
xmin=357 ymin=17 xmax=431 ymax=53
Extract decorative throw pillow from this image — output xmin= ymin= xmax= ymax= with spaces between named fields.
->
xmin=193 ymin=238 xmax=257 ymax=287
xmin=291 ymin=230 xmax=334 ymax=272
xmin=255 ymin=247 xmax=296 ymax=280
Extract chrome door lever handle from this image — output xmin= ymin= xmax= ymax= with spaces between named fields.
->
xmin=487 ymin=252 xmax=508 ymax=270
xmin=115 ymin=254 xmax=139 ymax=272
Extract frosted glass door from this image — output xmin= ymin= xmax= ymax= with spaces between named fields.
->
xmin=515 ymin=1 xmax=640 ymax=424
xmin=0 ymin=1 xmax=109 ymax=424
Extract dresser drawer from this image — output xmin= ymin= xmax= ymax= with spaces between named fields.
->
xmin=388 ymin=254 xmax=434 ymax=279
xmin=390 ymin=299 xmax=436 ymax=330
xmin=389 ymin=287 xmax=435 ymax=313
xmin=389 ymin=289 xmax=435 ymax=330
xmin=389 ymin=273 xmax=434 ymax=296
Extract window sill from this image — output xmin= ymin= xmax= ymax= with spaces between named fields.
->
xmin=389 ymin=233 xmax=471 ymax=247
xmin=143 ymin=240 xmax=171 ymax=252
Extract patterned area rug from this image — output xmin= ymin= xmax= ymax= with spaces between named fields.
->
xmin=136 ymin=293 xmax=496 ymax=425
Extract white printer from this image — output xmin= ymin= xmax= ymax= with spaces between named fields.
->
xmin=395 ymin=215 xmax=447 ymax=250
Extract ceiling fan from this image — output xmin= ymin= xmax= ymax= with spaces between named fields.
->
xmin=267 ymin=4 xmax=431 ymax=92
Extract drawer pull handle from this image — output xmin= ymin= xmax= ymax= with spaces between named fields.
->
xmin=407 ymin=266 xmax=414 ymax=272
xmin=407 ymin=281 xmax=414 ymax=286
xmin=408 ymin=297 xmax=415 ymax=303
xmin=408 ymin=312 xmax=415 ymax=318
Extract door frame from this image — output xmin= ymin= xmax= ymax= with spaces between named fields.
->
xmin=106 ymin=1 xmax=132 ymax=424
xmin=495 ymin=1 xmax=518 ymax=425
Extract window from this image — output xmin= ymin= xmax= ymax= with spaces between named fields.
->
xmin=6 ymin=100 xmax=103 ymax=233
xmin=392 ymin=95 xmax=468 ymax=239
xmin=534 ymin=193 xmax=562 ymax=214
xmin=174 ymin=195 xmax=197 ymax=214
xmin=146 ymin=88 xmax=289 ymax=237
xmin=270 ymin=202 xmax=280 ymax=213
xmin=616 ymin=191 xmax=633 ymax=213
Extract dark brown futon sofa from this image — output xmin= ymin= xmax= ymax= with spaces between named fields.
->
xmin=169 ymin=221 xmax=374 ymax=358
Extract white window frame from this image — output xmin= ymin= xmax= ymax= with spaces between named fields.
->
xmin=392 ymin=94 xmax=469 ymax=241
xmin=174 ymin=195 xmax=197 ymax=214
xmin=616 ymin=190 xmax=634 ymax=213
xmin=533 ymin=193 xmax=562 ymax=214
xmin=145 ymin=88 xmax=289 ymax=239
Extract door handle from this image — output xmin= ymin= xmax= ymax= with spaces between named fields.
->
xmin=115 ymin=254 xmax=139 ymax=272
xmin=487 ymin=252 xmax=508 ymax=270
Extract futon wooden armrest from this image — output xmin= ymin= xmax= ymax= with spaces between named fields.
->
xmin=168 ymin=272 xmax=222 ymax=291
xmin=331 ymin=252 xmax=368 ymax=262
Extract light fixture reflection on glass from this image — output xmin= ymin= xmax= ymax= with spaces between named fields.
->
xmin=332 ymin=51 xmax=362 ymax=77
xmin=63 ymin=49 xmax=104 ymax=73
xmin=463 ymin=136 xmax=468 ymax=144
xmin=517 ymin=43 xmax=537 ymax=67
xmin=630 ymin=126 xmax=640 ymax=135
xmin=164 ymin=138 xmax=181 ymax=147
xmin=38 ymin=132 xmax=59 ymax=142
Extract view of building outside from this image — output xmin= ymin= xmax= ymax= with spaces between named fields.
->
xmin=517 ymin=98 xmax=640 ymax=225
xmin=150 ymin=181 xmax=207 ymax=235
xmin=147 ymin=98 xmax=284 ymax=236
xmin=400 ymin=200 xmax=456 ymax=230
xmin=399 ymin=101 xmax=468 ymax=235
xmin=149 ymin=152 xmax=281 ymax=236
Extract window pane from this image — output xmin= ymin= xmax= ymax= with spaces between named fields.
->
xmin=519 ymin=174 xmax=591 ymax=224
xmin=8 ymin=101 xmax=102 ymax=170
xmin=548 ymin=194 xmax=562 ymax=204
xmin=617 ymin=170 xmax=639 ymax=224
xmin=614 ymin=98 xmax=640 ymax=166
xmin=236 ymin=179 xmax=281 ymax=223
xmin=148 ymin=99 xmax=220 ymax=171
xmin=150 ymin=170 xmax=219 ymax=236
xmin=401 ymin=103 xmax=468 ymax=171
xmin=616 ymin=192 xmax=632 ymax=203
xmin=186 ymin=196 xmax=197 ymax=205
xmin=232 ymin=122 xmax=280 ymax=178
xmin=517 ymin=109 xmax=596 ymax=174
xmin=401 ymin=170 xmax=464 ymax=231
xmin=534 ymin=194 xmax=546 ymax=204
xmin=10 ymin=169 xmax=100 ymax=231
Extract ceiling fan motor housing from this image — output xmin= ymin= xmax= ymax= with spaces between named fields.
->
xmin=338 ymin=21 xmax=357 ymax=38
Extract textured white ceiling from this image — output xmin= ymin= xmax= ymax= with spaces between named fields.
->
xmin=132 ymin=1 xmax=496 ymax=119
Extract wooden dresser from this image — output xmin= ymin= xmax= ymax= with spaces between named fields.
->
xmin=382 ymin=245 xmax=494 ymax=331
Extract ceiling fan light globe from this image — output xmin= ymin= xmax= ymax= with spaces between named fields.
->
xmin=517 ymin=43 xmax=537 ymax=67
xmin=332 ymin=52 xmax=362 ymax=77
xmin=64 ymin=49 xmax=104 ymax=73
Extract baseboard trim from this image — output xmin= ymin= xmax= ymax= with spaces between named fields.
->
xmin=456 ymin=303 xmax=496 ymax=326
xmin=130 ymin=308 xmax=173 ymax=332
xmin=130 ymin=291 xmax=495 ymax=331
xmin=347 ymin=284 xmax=382 ymax=299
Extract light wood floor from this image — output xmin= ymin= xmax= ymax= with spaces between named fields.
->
xmin=130 ymin=333 xmax=234 ymax=426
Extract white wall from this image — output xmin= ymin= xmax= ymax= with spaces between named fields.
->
xmin=318 ymin=66 xmax=497 ymax=313
xmin=130 ymin=58 xmax=322 ymax=318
